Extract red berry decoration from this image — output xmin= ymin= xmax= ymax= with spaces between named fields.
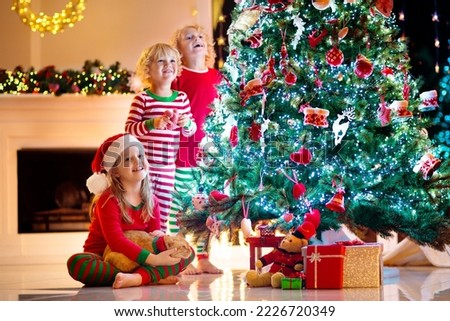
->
xmin=326 ymin=47 xmax=344 ymax=67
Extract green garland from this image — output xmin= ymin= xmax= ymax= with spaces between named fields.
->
xmin=0 ymin=60 xmax=133 ymax=96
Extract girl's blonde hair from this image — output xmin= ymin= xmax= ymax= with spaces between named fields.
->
xmin=89 ymin=145 xmax=155 ymax=224
xmin=171 ymin=24 xmax=216 ymax=69
xmin=135 ymin=43 xmax=182 ymax=89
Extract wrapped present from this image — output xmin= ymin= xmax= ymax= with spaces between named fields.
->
xmin=281 ymin=277 xmax=302 ymax=290
xmin=337 ymin=240 xmax=383 ymax=288
xmin=303 ymin=244 xmax=346 ymax=289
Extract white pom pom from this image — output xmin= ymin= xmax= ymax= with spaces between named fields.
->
xmin=86 ymin=172 xmax=109 ymax=195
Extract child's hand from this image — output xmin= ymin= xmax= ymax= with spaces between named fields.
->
xmin=146 ymin=248 xmax=181 ymax=266
xmin=177 ymin=114 xmax=192 ymax=128
xmin=153 ymin=115 xmax=171 ymax=129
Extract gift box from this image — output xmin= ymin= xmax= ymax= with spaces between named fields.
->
xmin=339 ymin=241 xmax=383 ymax=288
xmin=303 ymin=244 xmax=346 ymax=289
xmin=281 ymin=277 xmax=302 ymax=290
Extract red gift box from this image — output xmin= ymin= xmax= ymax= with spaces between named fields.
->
xmin=304 ymin=244 xmax=346 ymax=289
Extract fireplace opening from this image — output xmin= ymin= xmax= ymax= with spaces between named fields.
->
xmin=17 ymin=148 xmax=96 ymax=233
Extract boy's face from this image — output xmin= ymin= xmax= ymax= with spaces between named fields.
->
xmin=179 ymin=27 xmax=207 ymax=58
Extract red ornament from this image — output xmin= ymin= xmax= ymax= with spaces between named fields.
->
xmin=326 ymin=47 xmax=344 ymax=67
xmin=283 ymin=212 xmax=294 ymax=223
xmin=304 ymin=209 xmax=321 ymax=229
xmin=292 ymin=182 xmax=306 ymax=199
xmin=230 ymin=125 xmax=238 ymax=147
xmin=290 ymin=146 xmax=312 ymax=165
xmin=209 ymin=190 xmax=229 ymax=202
xmin=248 ymin=122 xmax=262 ymax=142
xmin=284 ymin=71 xmax=297 ymax=86
xmin=325 ymin=190 xmax=346 ymax=213
xmin=354 ymin=54 xmax=373 ymax=78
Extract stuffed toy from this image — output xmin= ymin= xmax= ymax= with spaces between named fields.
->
xmin=103 ymin=230 xmax=193 ymax=272
xmin=245 ymin=214 xmax=320 ymax=288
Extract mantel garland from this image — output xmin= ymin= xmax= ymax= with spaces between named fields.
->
xmin=0 ymin=60 xmax=135 ymax=96
xmin=11 ymin=0 xmax=86 ymax=36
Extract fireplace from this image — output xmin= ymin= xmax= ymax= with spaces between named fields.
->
xmin=17 ymin=148 xmax=96 ymax=233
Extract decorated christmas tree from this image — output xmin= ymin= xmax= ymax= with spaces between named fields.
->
xmin=180 ymin=0 xmax=450 ymax=250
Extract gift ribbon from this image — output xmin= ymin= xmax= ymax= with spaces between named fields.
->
xmin=307 ymin=245 xmax=345 ymax=288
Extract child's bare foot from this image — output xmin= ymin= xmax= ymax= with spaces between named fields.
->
xmin=113 ymin=272 xmax=142 ymax=289
xmin=158 ymin=275 xmax=179 ymax=285
xmin=179 ymin=263 xmax=201 ymax=275
xmin=197 ymin=259 xmax=223 ymax=274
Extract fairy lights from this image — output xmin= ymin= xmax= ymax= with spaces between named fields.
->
xmin=11 ymin=0 xmax=86 ymax=36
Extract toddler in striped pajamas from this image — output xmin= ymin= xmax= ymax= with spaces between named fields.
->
xmin=125 ymin=43 xmax=197 ymax=233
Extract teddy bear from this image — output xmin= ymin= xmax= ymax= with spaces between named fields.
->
xmin=245 ymin=212 xmax=320 ymax=288
xmin=103 ymin=230 xmax=193 ymax=272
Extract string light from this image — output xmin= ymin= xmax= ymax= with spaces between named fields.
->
xmin=11 ymin=0 xmax=86 ymax=36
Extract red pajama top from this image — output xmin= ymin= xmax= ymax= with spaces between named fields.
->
xmin=172 ymin=67 xmax=222 ymax=167
xmin=83 ymin=189 xmax=161 ymax=265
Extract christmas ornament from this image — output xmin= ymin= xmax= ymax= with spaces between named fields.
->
xmin=209 ymin=190 xmax=229 ymax=202
xmin=290 ymin=146 xmax=312 ymax=165
xmin=373 ymin=0 xmax=393 ymax=18
xmin=243 ymin=28 xmax=263 ymax=48
xmin=413 ymin=153 xmax=442 ymax=180
xmin=279 ymin=28 xmax=297 ymax=86
xmin=377 ymin=97 xmax=391 ymax=126
xmin=292 ymin=15 xmax=306 ymax=49
xmin=325 ymin=178 xmax=346 ymax=213
xmin=389 ymin=100 xmax=412 ymax=122
xmin=239 ymin=78 xmax=265 ymax=105
xmin=293 ymin=183 xmax=307 ymax=199
xmin=260 ymin=56 xmax=276 ymax=86
xmin=308 ymin=29 xmax=328 ymax=48
xmin=381 ymin=66 xmax=394 ymax=76
xmin=230 ymin=7 xmax=261 ymax=32
xmin=418 ymin=90 xmax=439 ymax=112
xmin=241 ymin=197 xmax=254 ymax=237
xmin=304 ymin=208 xmax=321 ymax=229
xmin=332 ymin=108 xmax=355 ymax=145
xmin=248 ymin=121 xmax=262 ymax=142
xmin=164 ymin=109 xmax=179 ymax=130
xmin=303 ymin=107 xmax=330 ymax=128
xmin=206 ymin=215 xmax=224 ymax=238
xmin=230 ymin=124 xmax=238 ymax=147
xmin=326 ymin=47 xmax=344 ymax=67
xmin=354 ymin=54 xmax=373 ymax=78
xmin=338 ymin=27 xmax=349 ymax=40
xmin=192 ymin=192 xmax=208 ymax=211
xmin=312 ymin=0 xmax=336 ymax=11
xmin=283 ymin=212 xmax=294 ymax=223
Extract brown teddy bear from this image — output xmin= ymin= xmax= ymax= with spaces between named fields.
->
xmin=245 ymin=219 xmax=318 ymax=288
xmin=103 ymin=230 xmax=193 ymax=272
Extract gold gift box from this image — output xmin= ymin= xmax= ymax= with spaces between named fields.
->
xmin=342 ymin=243 xmax=383 ymax=288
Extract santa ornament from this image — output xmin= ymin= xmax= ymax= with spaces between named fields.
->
xmin=389 ymin=100 xmax=413 ymax=122
xmin=418 ymin=90 xmax=439 ymax=112
xmin=303 ymin=107 xmax=330 ymax=128
xmin=413 ymin=153 xmax=442 ymax=180
xmin=86 ymin=133 xmax=142 ymax=195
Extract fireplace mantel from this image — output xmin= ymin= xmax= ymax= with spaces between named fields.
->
xmin=0 ymin=94 xmax=133 ymax=264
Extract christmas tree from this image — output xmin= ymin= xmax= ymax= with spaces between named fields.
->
xmin=180 ymin=0 xmax=450 ymax=250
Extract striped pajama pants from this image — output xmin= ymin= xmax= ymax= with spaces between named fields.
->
xmin=167 ymin=167 xmax=207 ymax=255
xmin=67 ymin=250 xmax=195 ymax=286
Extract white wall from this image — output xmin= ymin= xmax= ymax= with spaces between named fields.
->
xmin=0 ymin=0 xmax=213 ymax=71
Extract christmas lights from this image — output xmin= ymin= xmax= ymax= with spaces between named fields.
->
xmin=11 ymin=0 xmax=86 ymax=36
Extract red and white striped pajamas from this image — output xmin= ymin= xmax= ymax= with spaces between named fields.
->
xmin=125 ymin=90 xmax=196 ymax=232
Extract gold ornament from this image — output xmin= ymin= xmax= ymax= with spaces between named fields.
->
xmin=11 ymin=0 xmax=86 ymax=36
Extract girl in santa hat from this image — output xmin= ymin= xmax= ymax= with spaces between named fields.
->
xmin=67 ymin=133 xmax=194 ymax=288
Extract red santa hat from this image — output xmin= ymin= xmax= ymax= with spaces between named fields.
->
xmin=86 ymin=133 xmax=142 ymax=195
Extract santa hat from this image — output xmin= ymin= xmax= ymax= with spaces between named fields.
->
xmin=86 ymin=133 xmax=142 ymax=195
xmin=293 ymin=221 xmax=316 ymax=240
